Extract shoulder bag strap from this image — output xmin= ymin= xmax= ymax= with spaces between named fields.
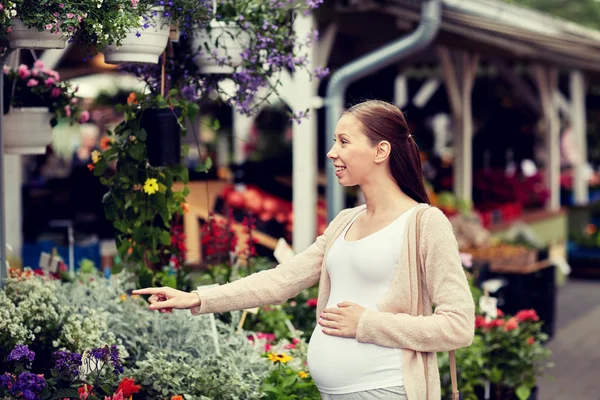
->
xmin=415 ymin=208 xmax=459 ymax=400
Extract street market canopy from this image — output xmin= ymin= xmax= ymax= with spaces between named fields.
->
xmin=328 ymin=0 xmax=600 ymax=73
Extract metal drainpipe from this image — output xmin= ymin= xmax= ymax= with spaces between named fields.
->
xmin=324 ymin=0 xmax=442 ymax=220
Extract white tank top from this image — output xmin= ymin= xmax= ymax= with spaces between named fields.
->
xmin=307 ymin=205 xmax=418 ymax=394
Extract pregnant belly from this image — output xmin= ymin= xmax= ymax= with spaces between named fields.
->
xmin=306 ymin=325 xmax=403 ymax=393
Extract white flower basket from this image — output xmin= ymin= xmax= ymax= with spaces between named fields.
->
xmin=102 ymin=8 xmax=170 ymax=65
xmin=8 ymin=18 xmax=67 ymax=50
xmin=192 ymin=21 xmax=250 ymax=73
xmin=3 ymin=107 xmax=53 ymax=154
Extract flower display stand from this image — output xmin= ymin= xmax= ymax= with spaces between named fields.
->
xmin=192 ymin=21 xmax=249 ymax=73
xmin=3 ymin=107 xmax=52 ymax=154
xmin=102 ymin=9 xmax=170 ymax=65
xmin=8 ymin=19 xmax=67 ymax=50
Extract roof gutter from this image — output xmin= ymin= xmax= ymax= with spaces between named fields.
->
xmin=324 ymin=0 xmax=442 ymax=220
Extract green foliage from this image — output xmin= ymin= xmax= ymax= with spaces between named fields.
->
xmin=503 ymin=0 xmax=600 ymax=29
xmin=93 ymin=91 xmax=203 ymax=287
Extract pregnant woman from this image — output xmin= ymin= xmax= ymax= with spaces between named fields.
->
xmin=134 ymin=100 xmax=475 ymax=400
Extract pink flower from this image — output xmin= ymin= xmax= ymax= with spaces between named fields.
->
xmin=7 ymin=26 xmax=12 ymax=33
xmin=59 ymin=3 xmax=64 ymax=8
xmin=112 ymin=391 xmax=124 ymax=400
xmin=79 ymin=110 xmax=90 ymax=123
xmin=131 ymin=0 xmax=139 ymax=6
xmin=45 ymin=24 xmax=53 ymax=31
xmin=0 ymin=4 xmax=4 ymax=11
xmin=33 ymin=60 xmax=45 ymax=69
xmin=64 ymin=105 xmax=71 ymax=117
xmin=67 ymin=13 xmax=75 ymax=18
xmin=77 ymin=15 xmax=82 ymax=22
xmin=26 ymin=79 xmax=39 ymax=87
xmin=51 ymin=87 xmax=62 ymax=98
xmin=2 ymin=65 xmax=9 ymax=74
xmin=53 ymin=12 xmax=59 ymax=17
xmin=44 ymin=77 xmax=56 ymax=87
xmin=17 ymin=64 xmax=30 ymax=79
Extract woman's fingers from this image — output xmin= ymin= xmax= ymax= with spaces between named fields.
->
xmin=149 ymin=297 xmax=177 ymax=310
xmin=132 ymin=287 xmax=163 ymax=295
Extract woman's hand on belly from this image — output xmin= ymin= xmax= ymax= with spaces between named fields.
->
xmin=319 ymin=301 xmax=366 ymax=338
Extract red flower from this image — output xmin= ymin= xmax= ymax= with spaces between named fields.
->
xmin=492 ymin=319 xmax=505 ymax=328
xmin=504 ymin=317 xmax=519 ymax=332
xmin=306 ymin=298 xmax=318 ymax=308
xmin=117 ymin=377 xmax=141 ymax=398
xmin=496 ymin=309 xmax=504 ymax=317
xmin=515 ymin=309 xmax=539 ymax=322
xmin=475 ymin=315 xmax=487 ymax=329
xmin=87 ymin=163 xmax=94 ymax=171
xmin=526 ymin=337 xmax=535 ymax=345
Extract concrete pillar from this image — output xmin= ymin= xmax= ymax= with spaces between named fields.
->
xmin=570 ymin=70 xmax=589 ymax=205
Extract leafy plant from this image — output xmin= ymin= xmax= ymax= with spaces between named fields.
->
xmin=92 ymin=90 xmax=203 ymax=287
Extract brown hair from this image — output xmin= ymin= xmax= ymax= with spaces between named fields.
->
xmin=345 ymin=100 xmax=431 ymax=205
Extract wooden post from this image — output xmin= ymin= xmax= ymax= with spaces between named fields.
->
xmin=570 ymin=70 xmax=588 ymax=205
xmin=534 ymin=65 xmax=561 ymax=211
xmin=437 ymin=47 xmax=479 ymax=206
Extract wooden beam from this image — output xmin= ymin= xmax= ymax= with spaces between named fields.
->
xmin=437 ymin=46 xmax=462 ymax=114
xmin=534 ymin=65 xmax=561 ymax=211
xmin=439 ymin=48 xmax=478 ymax=205
xmin=571 ymin=70 xmax=589 ymax=205
xmin=496 ymin=61 xmax=541 ymax=115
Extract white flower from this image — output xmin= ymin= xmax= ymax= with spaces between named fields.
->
xmin=10 ymin=9 xmax=16 ymax=16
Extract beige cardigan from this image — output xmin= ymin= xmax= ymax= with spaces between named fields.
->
xmin=191 ymin=204 xmax=475 ymax=400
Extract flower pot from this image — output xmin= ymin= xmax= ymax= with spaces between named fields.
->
xmin=8 ymin=18 xmax=67 ymax=50
xmin=140 ymin=108 xmax=181 ymax=166
xmin=102 ymin=8 xmax=170 ymax=65
xmin=3 ymin=107 xmax=52 ymax=154
xmin=191 ymin=21 xmax=250 ymax=73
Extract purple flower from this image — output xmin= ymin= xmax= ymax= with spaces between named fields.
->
xmin=313 ymin=66 xmax=330 ymax=79
xmin=0 ymin=373 xmax=14 ymax=389
xmin=10 ymin=372 xmax=46 ymax=400
xmin=7 ymin=345 xmax=35 ymax=363
xmin=305 ymin=0 xmax=323 ymax=9
xmin=53 ymin=351 xmax=82 ymax=375
xmin=89 ymin=345 xmax=123 ymax=375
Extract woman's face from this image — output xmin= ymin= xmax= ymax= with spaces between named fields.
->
xmin=327 ymin=114 xmax=378 ymax=187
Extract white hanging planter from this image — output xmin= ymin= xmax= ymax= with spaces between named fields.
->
xmin=3 ymin=107 xmax=53 ymax=154
xmin=191 ymin=21 xmax=249 ymax=74
xmin=102 ymin=7 xmax=170 ymax=65
xmin=8 ymin=18 xmax=67 ymax=50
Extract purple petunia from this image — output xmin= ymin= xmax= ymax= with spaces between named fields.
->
xmin=7 ymin=344 xmax=35 ymax=363
xmin=89 ymin=345 xmax=123 ymax=375
xmin=53 ymin=351 xmax=82 ymax=376
xmin=10 ymin=372 xmax=46 ymax=400
xmin=0 ymin=373 xmax=14 ymax=389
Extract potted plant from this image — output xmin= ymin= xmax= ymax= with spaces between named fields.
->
xmin=101 ymin=0 xmax=212 ymax=65
xmin=92 ymin=90 xmax=205 ymax=288
xmin=186 ymin=0 xmax=328 ymax=117
xmin=473 ymin=309 xmax=553 ymax=400
xmin=2 ymin=60 xmax=87 ymax=154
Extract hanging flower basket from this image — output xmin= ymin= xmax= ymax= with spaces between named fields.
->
xmin=3 ymin=107 xmax=53 ymax=154
xmin=8 ymin=18 xmax=67 ymax=50
xmin=102 ymin=8 xmax=170 ymax=65
xmin=140 ymin=107 xmax=182 ymax=166
xmin=191 ymin=21 xmax=249 ymax=73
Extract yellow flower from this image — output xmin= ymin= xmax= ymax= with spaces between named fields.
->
xmin=143 ymin=178 xmax=159 ymax=195
xmin=131 ymin=294 xmax=139 ymax=300
xmin=298 ymin=371 xmax=308 ymax=379
xmin=91 ymin=150 xmax=101 ymax=164
xmin=267 ymin=352 xmax=293 ymax=364
xmin=120 ymin=294 xmax=127 ymax=302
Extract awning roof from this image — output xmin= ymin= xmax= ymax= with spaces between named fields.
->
xmin=338 ymin=0 xmax=600 ymax=72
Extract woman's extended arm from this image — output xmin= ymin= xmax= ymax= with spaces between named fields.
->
xmin=355 ymin=207 xmax=475 ymax=352
xmin=135 ymin=208 xmax=352 ymax=315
